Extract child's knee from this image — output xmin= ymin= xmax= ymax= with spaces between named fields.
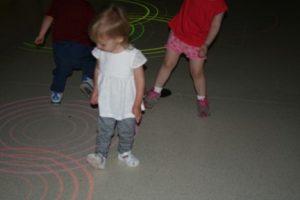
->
xmin=162 ymin=60 xmax=176 ymax=70
xmin=191 ymin=68 xmax=205 ymax=79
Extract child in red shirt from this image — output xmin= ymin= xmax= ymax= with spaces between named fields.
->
xmin=35 ymin=0 xmax=96 ymax=104
xmin=145 ymin=0 xmax=228 ymax=117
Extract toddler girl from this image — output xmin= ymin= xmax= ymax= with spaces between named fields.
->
xmin=145 ymin=0 xmax=228 ymax=117
xmin=86 ymin=5 xmax=147 ymax=169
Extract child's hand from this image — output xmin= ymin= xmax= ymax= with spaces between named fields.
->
xmin=90 ymin=90 xmax=98 ymax=105
xmin=132 ymin=105 xmax=142 ymax=124
xmin=198 ymin=44 xmax=208 ymax=58
xmin=34 ymin=35 xmax=45 ymax=45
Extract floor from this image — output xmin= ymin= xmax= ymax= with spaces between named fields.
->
xmin=0 ymin=0 xmax=299 ymax=200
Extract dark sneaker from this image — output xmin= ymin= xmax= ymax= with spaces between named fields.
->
xmin=80 ymin=77 xmax=93 ymax=97
xmin=197 ymin=98 xmax=210 ymax=117
xmin=51 ymin=91 xmax=63 ymax=104
xmin=144 ymin=88 xmax=160 ymax=109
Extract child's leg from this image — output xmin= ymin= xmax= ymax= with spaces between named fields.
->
xmin=87 ymin=116 xmax=115 ymax=169
xmin=78 ymin=45 xmax=96 ymax=97
xmin=95 ymin=117 xmax=116 ymax=158
xmin=144 ymin=31 xmax=182 ymax=108
xmin=79 ymin=45 xmax=96 ymax=80
xmin=144 ymin=49 xmax=180 ymax=108
xmin=51 ymin=42 xmax=75 ymax=93
xmin=116 ymin=118 xmax=139 ymax=167
xmin=189 ymin=59 xmax=206 ymax=97
xmin=116 ymin=118 xmax=136 ymax=154
xmin=189 ymin=59 xmax=210 ymax=117
xmin=153 ymin=48 xmax=181 ymax=88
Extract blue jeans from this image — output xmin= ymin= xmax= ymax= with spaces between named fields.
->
xmin=51 ymin=41 xmax=96 ymax=93
xmin=96 ymin=117 xmax=136 ymax=158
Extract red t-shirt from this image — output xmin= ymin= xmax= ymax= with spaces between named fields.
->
xmin=169 ymin=0 xmax=228 ymax=46
xmin=46 ymin=0 xmax=95 ymax=46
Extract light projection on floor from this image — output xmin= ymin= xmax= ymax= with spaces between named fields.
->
xmin=0 ymin=97 xmax=122 ymax=199
xmin=20 ymin=0 xmax=171 ymax=58
xmin=2 ymin=0 xmax=170 ymax=199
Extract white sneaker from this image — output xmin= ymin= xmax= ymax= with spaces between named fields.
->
xmin=51 ymin=91 xmax=63 ymax=104
xmin=118 ymin=151 xmax=139 ymax=167
xmin=86 ymin=153 xmax=106 ymax=169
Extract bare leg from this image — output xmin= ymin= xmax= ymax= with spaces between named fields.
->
xmin=154 ymin=48 xmax=181 ymax=87
xmin=189 ymin=59 xmax=206 ymax=96
xmin=144 ymin=49 xmax=181 ymax=108
xmin=189 ymin=58 xmax=210 ymax=117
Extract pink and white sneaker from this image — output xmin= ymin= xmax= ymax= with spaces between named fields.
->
xmin=197 ymin=98 xmax=210 ymax=117
xmin=144 ymin=88 xmax=160 ymax=109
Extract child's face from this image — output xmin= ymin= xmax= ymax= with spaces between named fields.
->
xmin=96 ymin=35 xmax=124 ymax=53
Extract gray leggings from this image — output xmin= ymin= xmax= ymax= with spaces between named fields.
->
xmin=95 ymin=117 xmax=136 ymax=158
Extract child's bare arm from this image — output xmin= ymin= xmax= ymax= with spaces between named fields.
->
xmin=90 ymin=61 xmax=100 ymax=105
xmin=133 ymin=66 xmax=145 ymax=123
xmin=198 ymin=12 xmax=225 ymax=57
xmin=204 ymin=12 xmax=225 ymax=47
xmin=35 ymin=15 xmax=54 ymax=45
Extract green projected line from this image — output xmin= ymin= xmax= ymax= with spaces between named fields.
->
xmin=21 ymin=0 xmax=172 ymax=57
xmin=21 ymin=42 xmax=165 ymax=55
xmin=132 ymin=0 xmax=159 ymax=24
xmin=19 ymin=46 xmax=52 ymax=53
xmin=142 ymin=47 xmax=165 ymax=52
xmin=117 ymin=0 xmax=159 ymax=25
xmin=129 ymin=24 xmax=135 ymax=36
xmin=142 ymin=50 xmax=165 ymax=55
xmin=130 ymin=23 xmax=145 ymax=42
xmin=129 ymin=14 xmax=170 ymax=42
xmin=130 ymin=15 xmax=171 ymax=22
xmin=116 ymin=0 xmax=150 ymax=24
xmin=23 ymin=42 xmax=52 ymax=50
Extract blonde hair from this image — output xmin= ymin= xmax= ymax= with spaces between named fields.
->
xmin=90 ymin=5 xmax=130 ymax=46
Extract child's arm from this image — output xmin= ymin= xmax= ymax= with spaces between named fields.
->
xmin=35 ymin=15 xmax=54 ymax=45
xmin=132 ymin=66 xmax=145 ymax=123
xmin=199 ymin=12 xmax=225 ymax=57
xmin=90 ymin=61 xmax=100 ymax=105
